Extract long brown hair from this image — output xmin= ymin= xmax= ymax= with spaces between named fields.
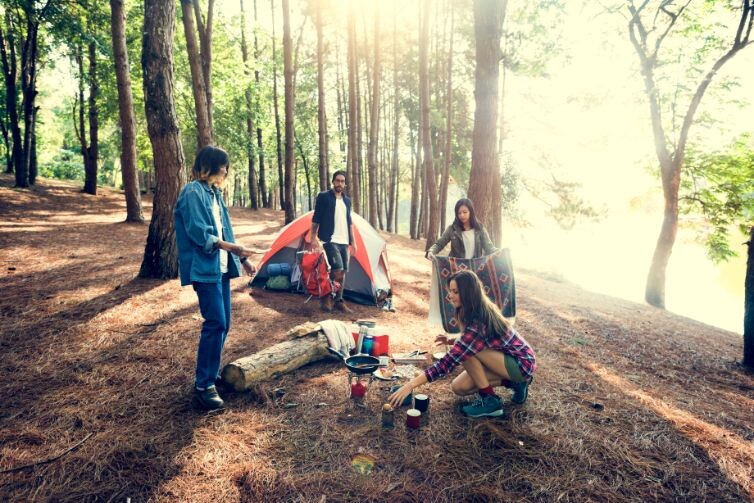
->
xmin=449 ymin=270 xmax=509 ymax=336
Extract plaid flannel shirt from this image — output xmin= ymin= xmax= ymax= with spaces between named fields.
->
xmin=424 ymin=319 xmax=536 ymax=383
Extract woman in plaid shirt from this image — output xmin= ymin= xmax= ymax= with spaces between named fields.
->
xmin=388 ymin=270 xmax=536 ymax=417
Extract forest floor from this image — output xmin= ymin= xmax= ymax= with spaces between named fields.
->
xmin=0 ymin=174 xmax=752 ymax=503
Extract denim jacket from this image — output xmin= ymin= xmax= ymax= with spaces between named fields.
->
xmin=427 ymin=222 xmax=497 ymax=259
xmin=174 ymin=180 xmax=242 ymax=286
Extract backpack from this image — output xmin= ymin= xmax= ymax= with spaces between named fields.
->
xmin=300 ymin=250 xmax=333 ymax=298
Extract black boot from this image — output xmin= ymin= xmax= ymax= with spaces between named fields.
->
xmin=193 ymin=386 xmax=225 ymax=410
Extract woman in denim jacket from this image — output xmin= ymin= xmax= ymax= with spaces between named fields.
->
xmin=174 ymin=146 xmax=256 ymax=410
xmin=426 ymin=198 xmax=497 ymax=260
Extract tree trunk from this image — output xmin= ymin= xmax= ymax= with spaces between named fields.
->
xmin=297 ymin=138 xmax=312 ymax=211
xmin=139 ymin=0 xmax=185 ymax=279
xmin=645 ymin=163 xmax=680 ymax=308
xmin=420 ymin=0 xmax=438 ymax=249
xmin=222 ymin=331 xmax=331 ymax=391
xmin=19 ymin=16 xmax=39 ymax=188
xmin=74 ymin=47 xmax=90 ymax=190
xmin=254 ymin=0 xmax=268 ymax=208
xmin=110 ymin=0 xmax=144 ymax=223
xmin=336 ymin=40 xmax=347 ymax=168
xmin=282 ymin=0 xmax=295 ymax=224
xmin=0 ymin=20 xmax=22 ymax=178
xmin=744 ymin=226 xmax=754 ymax=368
xmin=467 ymin=0 xmax=506 ymax=247
xmin=180 ymin=0 xmax=212 ymax=149
xmin=440 ymin=6 xmax=454 ymax=231
xmin=347 ymin=3 xmax=360 ymax=210
xmin=387 ymin=20 xmax=399 ymax=233
xmin=28 ymin=106 xmax=36 ymax=185
xmin=409 ymin=125 xmax=420 ymax=239
xmin=315 ymin=0 xmax=329 ymax=192
xmin=240 ymin=0 xmax=258 ymax=210
xmin=367 ymin=2 xmax=381 ymax=228
xmin=83 ymin=41 xmax=99 ymax=195
xmin=193 ymin=0 xmax=214 ymax=135
xmin=271 ymin=0 xmax=284 ymax=210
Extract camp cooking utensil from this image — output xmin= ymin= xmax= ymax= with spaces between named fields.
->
xmin=327 ymin=347 xmax=380 ymax=375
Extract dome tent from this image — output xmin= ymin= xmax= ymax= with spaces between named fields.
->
xmin=252 ymin=211 xmax=393 ymax=305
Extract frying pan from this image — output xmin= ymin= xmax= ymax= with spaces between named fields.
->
xmin=327 ymin=347 xmax=380 ymax=375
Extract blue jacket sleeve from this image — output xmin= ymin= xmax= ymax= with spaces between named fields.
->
xmin=177 ymin=186 xmax=219 ymax=254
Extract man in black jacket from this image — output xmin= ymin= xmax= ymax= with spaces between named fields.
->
xmin=310 ymin=170 xmax=357 ymax=312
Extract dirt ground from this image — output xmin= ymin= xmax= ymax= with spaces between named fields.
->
xmin=0 ymin=174 xmax=752 ymax=502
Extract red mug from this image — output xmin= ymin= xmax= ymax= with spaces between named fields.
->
xmin=406 ymin=409 xmax=421 ymax=429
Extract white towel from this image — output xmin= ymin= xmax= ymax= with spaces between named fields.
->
xmin=318 ymin=319 xmax=355 ymax=356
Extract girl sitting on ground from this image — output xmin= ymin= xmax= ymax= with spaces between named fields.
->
xmin=388 ymin=270 xmax=536 ymax=417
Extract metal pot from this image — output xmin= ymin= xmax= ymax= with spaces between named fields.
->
xmin=327 ymin=347 xmax=380 ymax=375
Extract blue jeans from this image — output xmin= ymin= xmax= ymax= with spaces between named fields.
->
xmin=192 ymin=273 xmax=231 ymax=390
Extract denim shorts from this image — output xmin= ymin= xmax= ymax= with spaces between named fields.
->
xmin=323 ymin=242 xmax=349 ymax=271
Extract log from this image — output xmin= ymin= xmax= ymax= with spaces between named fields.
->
xmin=221 ymin=332 xmax=332 ymax=391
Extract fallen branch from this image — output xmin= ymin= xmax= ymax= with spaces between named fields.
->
xmin=0 ymin=432 xmax=93 ymax=474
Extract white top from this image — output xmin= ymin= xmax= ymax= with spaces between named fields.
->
xmin=462 ymin=229 xmax=475 ymax=259
xmin=212 ymin=193 xmax=228 ymax=273
xmin=331 ymin=196 xmax=349 ymax=245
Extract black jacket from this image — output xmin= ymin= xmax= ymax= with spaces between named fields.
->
xmin=312 ymin=189 xmax=353 ymax=244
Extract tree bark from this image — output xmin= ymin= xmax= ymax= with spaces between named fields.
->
xmin=192 ymin=0 xmax=214 ymax=134
xmin=139 ymin=0 xmax=185 ymax=279
xmin=440 ymin=6 xmax=454 ymax=231
xmin=0 ymin=18 xmax=22 ymax=178
xmin=420 ymin=0 xmax=438 ymax=250
xmin=83 ymin=41 xmax=99 ymax=195
xmin=271 ymin=0 xmax=285 ymax=210
xmin=180 ymin=0 xmax=212 ymax=149
xmin=315 ymin=0 xmax=329 ymax=192
xmin=110 ymin=0 xmax=144 ymax=223
xmin=347 ymin=3 xmax=360 ymax=210
xmin=744 ymin=226 xmax=754 ymax=368
xmin=74 ymin=46 xmax=90 ymax=191
xmin=19 ymin=13 xmax=39 ymax=188
xmin=254 ymin=0 xmax=268 ymax=208
xmin=387 ymin=18 xmax=399 ymax=233
xmin=282 ymin=0 xmax=295 ymax=224
xmin=240 ymin=0 xmax=258 ymax=210
xmin=222 ymin=331 xmax=331 ymax=391
xmin=409 ymin=125 xmax=420 ymax=239
xmin=367 ymin=2 xmax=381 ymax=228
xmin=467 ymin=0 xmax=506 ymax=247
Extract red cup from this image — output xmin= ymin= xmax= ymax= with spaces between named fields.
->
xmin=406 ymin=409 xmax=421 ymax=429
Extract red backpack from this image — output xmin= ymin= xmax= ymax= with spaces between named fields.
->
xmin=300 ymin=250 xmax=333 ymax=298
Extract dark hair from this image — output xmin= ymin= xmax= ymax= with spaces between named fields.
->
xmin=448 ymin=270 xmax=508 ymax=336
xmin=453 ymin=198 xmax=478 ymax=229
xmin=332 ymin=170 xmax=347 ymax=183
xmin=192 ymin=146 xmax=230 ymax=181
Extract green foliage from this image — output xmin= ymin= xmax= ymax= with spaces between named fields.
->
xmin=39 ymin=148 xmax=84 ymax=180
xmin=681 ymin=135 xmax=754 ymax=263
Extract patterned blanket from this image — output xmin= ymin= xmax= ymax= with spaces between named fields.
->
xmin=429 ymin=249 xmax=516 ymax=333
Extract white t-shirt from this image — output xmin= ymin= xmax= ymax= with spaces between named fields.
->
xmin=462 ymin=229 xmax=475 ymax=259
xmin=212 ymin=193 xmax=228 ymax=273
xmin=331 ymin=196 xmax=349 ymax=245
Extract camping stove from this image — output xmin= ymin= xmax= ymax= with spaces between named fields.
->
xmin=348 ymin=372 xmax=374 ymax=400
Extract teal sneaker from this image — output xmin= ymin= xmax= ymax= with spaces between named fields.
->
xmin=461 ymin=394 xmax=503 ymax=418
xmin=510 ymin=380 xmax=529 ymax=405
